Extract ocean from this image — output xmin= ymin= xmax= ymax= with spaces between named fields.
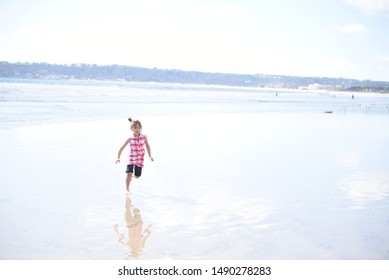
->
xmin=1 ymin=77 xmax=388 ymax=129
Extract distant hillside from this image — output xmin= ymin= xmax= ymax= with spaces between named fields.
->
xmin=1 ymin=61 xmax=389 ymax=92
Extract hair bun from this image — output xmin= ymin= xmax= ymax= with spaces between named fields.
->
xmin=128 ymin=117 xmax=132 ymax=122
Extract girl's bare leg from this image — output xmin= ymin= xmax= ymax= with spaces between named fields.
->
xmin=126 ymin=173 xmax=132 ymax=192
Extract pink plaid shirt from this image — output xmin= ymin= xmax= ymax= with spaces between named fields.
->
xmin=128 ymin=134 xmax=146 ymax=167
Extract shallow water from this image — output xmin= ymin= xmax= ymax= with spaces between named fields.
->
xmin=2 ymin=78 xmax=388 ymax=129
xmin=0 ymin=79 xmax=389 ymax=259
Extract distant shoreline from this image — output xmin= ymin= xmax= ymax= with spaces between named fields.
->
xmin=1 ymin=61 xmax=389 ymax=93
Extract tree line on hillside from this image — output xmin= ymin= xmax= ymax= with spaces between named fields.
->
xmin=1 ymin=61 xmax=389 ymax=92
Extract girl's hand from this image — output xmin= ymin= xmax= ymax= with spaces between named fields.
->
xmin=115 ymin=159 xmax=120 ymax=164
xmin=149 ymin=157 xmax=154 ymax=162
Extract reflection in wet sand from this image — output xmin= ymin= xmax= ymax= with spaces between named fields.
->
xmin=114 ymin=195 xmax=152 ymax=259
xmin=339 ymin=172 xmax=389 ymax=208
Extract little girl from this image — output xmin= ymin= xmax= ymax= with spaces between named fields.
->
xmin=116 ymin=118 xmax=154 ymax=192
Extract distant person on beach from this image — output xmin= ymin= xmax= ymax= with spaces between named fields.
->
xmin=116 ymin=118 xmax=154 ymax=192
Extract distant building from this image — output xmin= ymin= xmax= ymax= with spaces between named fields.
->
xmin=308 ymin=83 xmax=333 ymax=90
xmin=298 ymin=83 xmax=344 ymax=91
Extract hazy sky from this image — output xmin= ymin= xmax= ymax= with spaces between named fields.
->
xmin=1 ymin=0 xmax=389 ymax=81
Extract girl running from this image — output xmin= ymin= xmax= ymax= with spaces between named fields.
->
xmin=116 ymin=118 xmax=154 ymax=192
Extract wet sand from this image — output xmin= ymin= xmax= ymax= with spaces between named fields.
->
xmin=1 ymin=112 xmax=388 ymax=259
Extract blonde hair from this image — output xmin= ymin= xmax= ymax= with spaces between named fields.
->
xmin=128 ymin=117 xmax=142 ymax=129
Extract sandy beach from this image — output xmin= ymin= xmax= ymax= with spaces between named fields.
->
xmin=0 ymin=80 xmax=389 ymax=259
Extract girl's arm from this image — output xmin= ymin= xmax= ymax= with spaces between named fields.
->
xmin=116 ymin=139 xmax=130 ymax=164
xmin=144 ymin=136 xmax=154 ymax=161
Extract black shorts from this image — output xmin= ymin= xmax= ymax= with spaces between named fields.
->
xmin=126 ymin=164 xmax=142 ymax=177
